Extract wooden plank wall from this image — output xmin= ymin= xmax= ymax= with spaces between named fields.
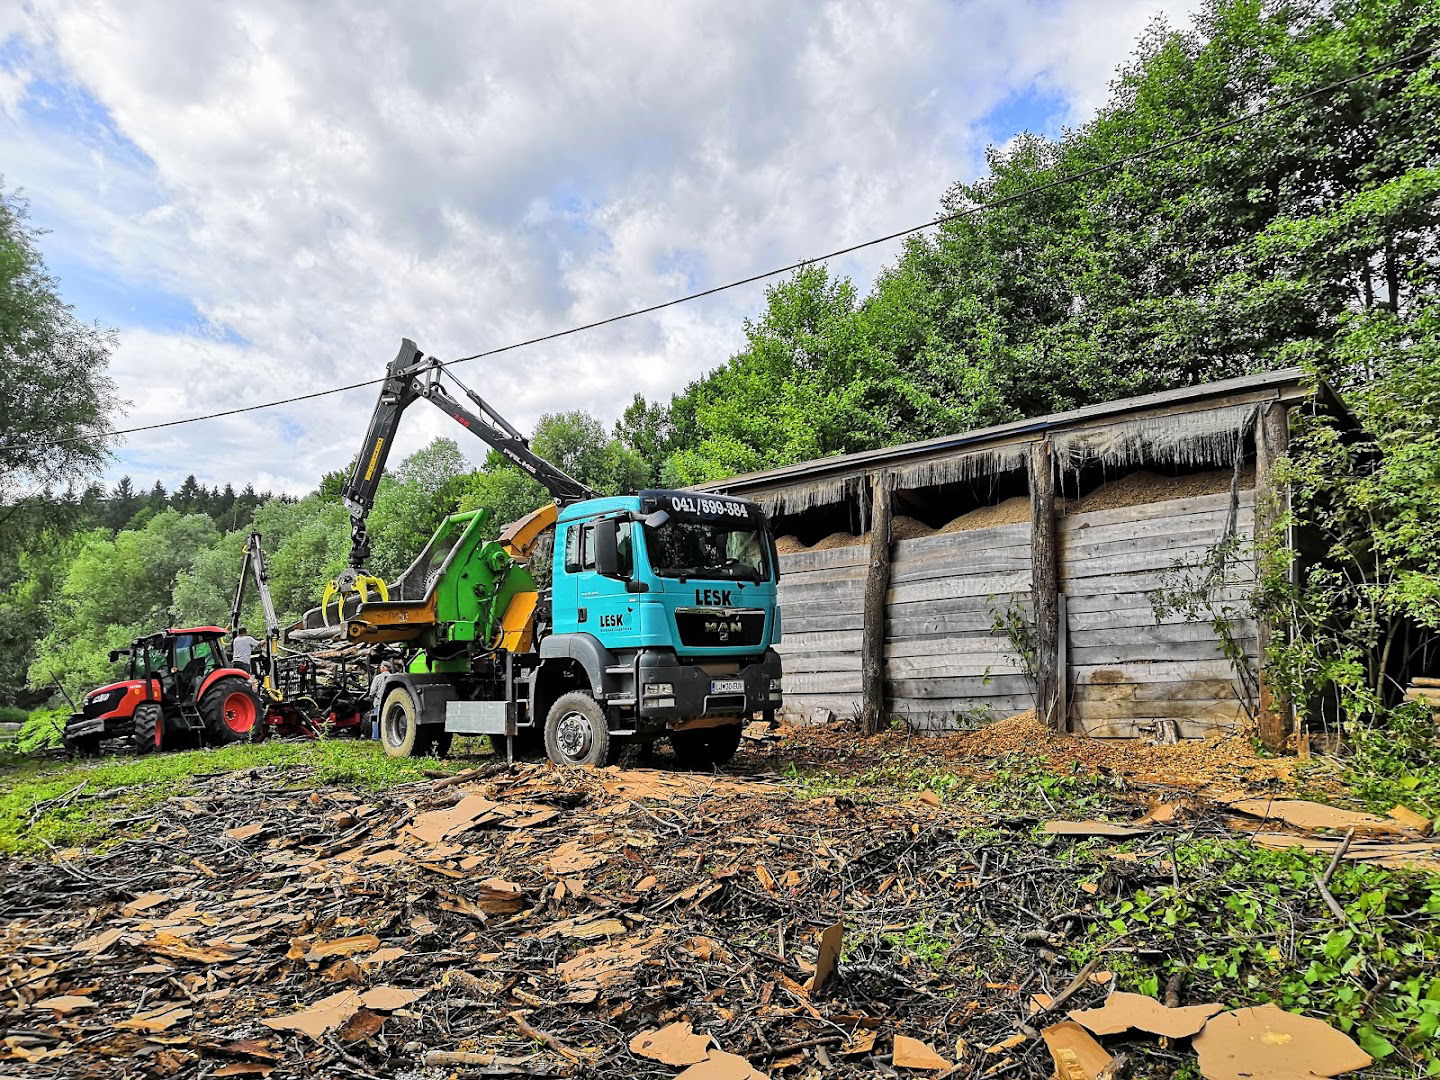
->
xmin=887 ymin=525 xmax=1033 ymax=728
xmin=1061 ymin=490 xmax=1258 ymax=738
xmin=774 ymin=489 xmax=1258 ymax=737
xmin=774 ymin=546 xmax=867 ymax=718
xmin=775 ymin=524 xmax=1034 ymax=726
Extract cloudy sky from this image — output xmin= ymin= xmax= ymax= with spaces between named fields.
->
xmin=4 ymin=0 xmax=1198 ymax=495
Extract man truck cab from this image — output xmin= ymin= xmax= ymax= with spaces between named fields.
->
xmin=537 ymin=490 xmax=782 ymax=767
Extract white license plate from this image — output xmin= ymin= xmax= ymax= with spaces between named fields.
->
xmin=710 ymin=678 xmax=744 ymax=695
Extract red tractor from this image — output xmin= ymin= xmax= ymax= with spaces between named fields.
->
xmin=63 ymin=627 xmax=263 ymax=757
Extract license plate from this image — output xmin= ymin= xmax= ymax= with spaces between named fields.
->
xmin=710 ymin=678 xmax=744 ymax=695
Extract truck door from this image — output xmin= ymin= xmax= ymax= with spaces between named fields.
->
xmin=554 ymin=519 xmax=635 ymax=641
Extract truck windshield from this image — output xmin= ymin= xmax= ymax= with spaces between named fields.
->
xmin=644 ymin=520 xmax=769 ymax=582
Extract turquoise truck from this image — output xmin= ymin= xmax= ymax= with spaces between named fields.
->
xmin=294 ymin=340 xmax=783 ymax=767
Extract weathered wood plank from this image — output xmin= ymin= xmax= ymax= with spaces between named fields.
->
xmin=889 ymin=549 xmax=1034 ymax=584
xmin=890 ymin=674 xmax=1036 ymax=699
xmin=1062 ymin=523 xmax=1253 ymax=566
xmin=1072 ymin=659 xmax=1243 ymax=684
xmin=885 ymin=654 xmax=1027 ymax=679
xmin=1060 ymin=502 xmax=1253 ymax=547
xmin=888 ymin=609 xmax=1034 ymax=639
xmin=784 ymin=671 xmax=864 ymax=695
xmin=885 ymin=636 xmax=1017 ymax=659
xmin=1063 ymin=584 xmax=1250 ymax=615
xmin=782 ymin=613 xmax=866 ymax=634
xmin=1077 ymin=715 xmax=1244 ymax=739
xmin=889 ymin=571 xmax=1032 ymax=606
xmin=893 ymin=697 xmax=1035 ymax=723
xmin=778 ymin=630 xmax=863 ymax=652
xmin=1061 ymin=490 xmax=1254 ymax=530
xmin=1060 ymin=568 xmax=1251 ymax=598
xmin=1068 ymin=620 xmax=1258 ymax=646
xmin=1071 ymin=698 xmax=1249 ymax=722
xmin=778 ymin=547 xmax=870 ymax=572
xmin=1069 ymin=639 xmax=1256 ymax=666
xmin=1063 ymin=547 xmax=1254 ymax=581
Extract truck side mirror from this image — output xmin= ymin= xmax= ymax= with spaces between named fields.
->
xmin=594 ymin=518 xmax=622 ymax=578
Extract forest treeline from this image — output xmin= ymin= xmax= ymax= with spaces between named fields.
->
xmin=4 ymin=0 xmax=1438 ymax=743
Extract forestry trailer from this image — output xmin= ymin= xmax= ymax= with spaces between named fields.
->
xmin=293 ymin=339 xmax=783 ymax=766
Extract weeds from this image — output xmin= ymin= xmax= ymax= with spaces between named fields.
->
xmin=0 ymin=740 xmax=462 ymax=855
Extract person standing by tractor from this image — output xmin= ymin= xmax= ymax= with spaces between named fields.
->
xmin=230 ymin=627 xmax=261 ymax=675
xmin=367 ymin=661 xmax=392 ymax=740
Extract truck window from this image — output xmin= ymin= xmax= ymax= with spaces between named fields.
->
xmin=645 ymin=519 xmax=768 ymax=582
xmin=565 ymin=521 xmax=632 ymax=575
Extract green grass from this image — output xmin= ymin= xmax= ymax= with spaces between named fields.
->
xmin=0 ymin=739 xmax=465 ymax=856
xmin=779 ymin=749 xmax=1116 ymax=817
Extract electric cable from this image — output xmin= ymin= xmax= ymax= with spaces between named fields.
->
xmin=9 ymin=41 xmax=1436 ymax=455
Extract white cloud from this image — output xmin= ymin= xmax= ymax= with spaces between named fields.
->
xmin=8 ymin=0 xmax=1199 ymax=493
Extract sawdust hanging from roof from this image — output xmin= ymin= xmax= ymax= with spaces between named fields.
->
xmin=938 ymin=495 xmax=1030 ymax=533
xmin=1064 ymin=466 xmax=1255 ymax=515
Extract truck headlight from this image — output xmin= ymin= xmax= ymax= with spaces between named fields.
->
xmin=643 ymin=683 xmax=674 ymax=697
xmin=769 ymin=678 xmax=782 ymax=692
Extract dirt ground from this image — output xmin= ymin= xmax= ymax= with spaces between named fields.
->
xmin=0 ymin=720 xmax=1426 ymax=1079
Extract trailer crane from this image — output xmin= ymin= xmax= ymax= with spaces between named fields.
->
xmin=323 ymin=339 xmax=595 ymax=622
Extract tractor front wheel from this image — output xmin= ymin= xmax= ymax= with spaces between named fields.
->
xmin=202 ymin=677 xmax=264 ymax=745
xmin=132 ymin=703 xmax=163 ymax=755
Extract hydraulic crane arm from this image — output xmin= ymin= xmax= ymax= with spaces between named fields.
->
xmin=230 ymin=531 xmax=282 ymax=685
xmin=340 ymin=338 xmax=594 ymax=573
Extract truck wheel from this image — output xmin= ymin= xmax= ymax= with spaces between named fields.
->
xmin=132 ymin=703 xmax=163 ymax=754
xmin=379 ymin=685 xmax=421 ymax=758
xmin=671 ymin=723 xmax=743 ymax=769
xmin=202 ymin=677 xmax=264 ymax=745
xmin=544 ymin=691 xmax=614 ymax=768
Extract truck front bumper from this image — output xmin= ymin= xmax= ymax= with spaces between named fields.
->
xmin=633 ymin=649 xmax=782 ymax=730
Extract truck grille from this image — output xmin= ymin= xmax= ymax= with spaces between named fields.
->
xmin=674 ymin=608 xmax=765 ymax=649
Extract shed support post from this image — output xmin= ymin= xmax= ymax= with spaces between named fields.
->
xmin=1029 ymin=441 xmax=1062 ymax=731
xmin=860 ymin=471 xmax=893 ymax=735
xmin=1254 ymin=400 xmax=1291 ymax=753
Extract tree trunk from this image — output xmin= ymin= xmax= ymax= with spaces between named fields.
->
xmin=1254 ymin=401 xmax=1291 ymax=753
xmin=860 ymin=472 xmax=893 ymax=736
xmin=1029 ymin=441 xmax=1061 ymax=731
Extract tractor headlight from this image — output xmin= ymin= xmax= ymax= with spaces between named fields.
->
xmin=643 ymin=683 xmax=674 ymax=697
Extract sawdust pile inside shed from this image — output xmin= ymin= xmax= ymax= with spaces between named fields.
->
xmin=1065 ymin=466 xmax=1256 ymax=515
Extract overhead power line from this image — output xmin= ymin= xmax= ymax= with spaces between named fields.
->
xmin=13 ymin=41 xmax=1438 ymax=455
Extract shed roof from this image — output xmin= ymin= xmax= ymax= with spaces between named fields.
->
xmin=700 ymin=367 xmax=1310 ymax=511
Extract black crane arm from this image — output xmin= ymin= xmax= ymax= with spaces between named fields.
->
xmin=339 ymin=339 xmax=593 ymax=571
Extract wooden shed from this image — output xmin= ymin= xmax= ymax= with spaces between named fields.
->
xmin=700 ymin=369 xmax=1312 ymax=742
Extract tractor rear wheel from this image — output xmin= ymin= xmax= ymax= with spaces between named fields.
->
xmin=202 ymin=677 xmax=264 ymax=745
xmin=670 ymin=723 xmax=743 ymax=770
xmin=132 ymin=703 xmax=163 ymax=755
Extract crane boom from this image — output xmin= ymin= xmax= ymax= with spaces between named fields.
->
xmin=340 ymin=339 xmax=593 ymax=573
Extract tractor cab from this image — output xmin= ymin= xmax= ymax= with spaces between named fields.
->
xmin=63 ymin=626 xmax=263 ymax=757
